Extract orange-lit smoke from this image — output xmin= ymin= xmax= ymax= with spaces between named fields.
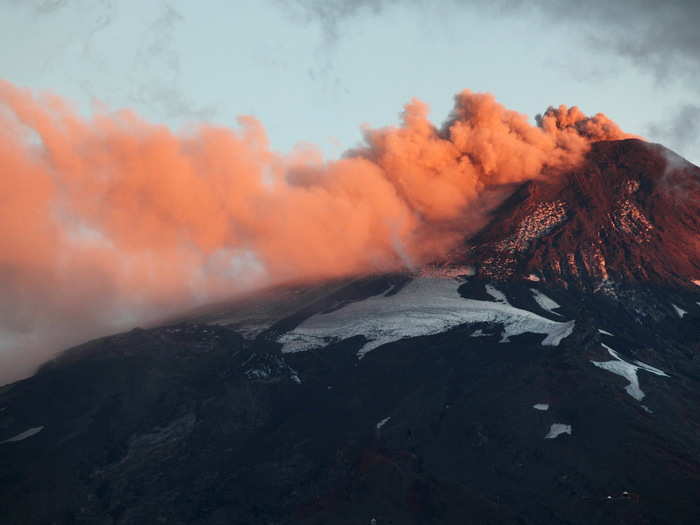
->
xmin=0 ymin=80 xmax=631 ymax=383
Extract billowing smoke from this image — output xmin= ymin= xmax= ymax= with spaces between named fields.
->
xmin=0 ymin=80 xmax=631 ymax=384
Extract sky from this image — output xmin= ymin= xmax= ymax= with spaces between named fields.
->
xmin=1 ymin=0 xmax=698 ymax=163
xmin=0 ymin=0 xmax=699 ymax=384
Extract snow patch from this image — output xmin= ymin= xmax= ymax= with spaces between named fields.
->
xmin=376 ymin=417 xmax=391 ymax=429
xmin=632 ymin=360 xmax=669 ymax=377
xmin=692 ymin=280 xmax=700 ymax=286
xmin=0 ymin=426 xmax=44 ymax=444
xmin=526 ymin=274 xmax=541 ymax=282
xmin=592 ymin=343 xmax=669 ymax=401
xmin=533 ymin=403 xmax=549 ymax=411
xmin=672 ymin=304 xmax=687 ymax=318
xmin=530 ymin=289 xmax=562 ymax=316
xmin=278 ymin=278 xmax=576 ymax=358
xmin=502 ymin=317 xmax=574 ymax=346
xmin=598 ymin=329 xmax=614 ymax=336
xmin=545 ymin=423 xmax=571 ymax=439
xmin=485 ymin=284 xmax=508 ymax=303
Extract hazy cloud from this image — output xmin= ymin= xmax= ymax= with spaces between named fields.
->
xmin=648 ymin=104 xmax=700 ymax=154
xmin=279 ymin=0 xmax=700 ymax=85
xmin=275 ymin=0 xmax=396 ymax=43
xmin=519 ymin=1 xmax=700 ymax=85
xmin=127 ymin=2 xmax=216 ymax=121
xmin=278 ymin=0 xmax=700 ymax=162
xmin=4 ymin=0 xmax=216 ymax=122
xmin=4 ymin=0 xmax=70 ymax=14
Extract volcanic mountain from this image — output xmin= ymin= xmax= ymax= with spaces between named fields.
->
xmin=1 ymin=139 xmax=700 ymax=524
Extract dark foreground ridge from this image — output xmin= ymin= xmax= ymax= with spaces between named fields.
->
xmin=1 ymin=139 xmax=700 ymax=524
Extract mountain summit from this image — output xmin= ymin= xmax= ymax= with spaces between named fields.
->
xmin=1 ymin=139 xmax=700 ymax=524
xmin=467 ymin=139 xmax=700 ymax=288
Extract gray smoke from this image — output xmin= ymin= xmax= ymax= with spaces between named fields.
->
xmin=648 ymin=104 xmax=700 ymax=150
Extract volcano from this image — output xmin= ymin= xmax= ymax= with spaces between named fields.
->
xmin=1 ymin=139 xmax=700 ymax=524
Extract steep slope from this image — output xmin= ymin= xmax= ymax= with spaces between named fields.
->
xmin=1 ymin=139 xmax=700 ymax=524
xmin=468 ymin=139 xmax=700 ymax=289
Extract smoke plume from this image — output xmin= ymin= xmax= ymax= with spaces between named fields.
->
xmin=0 ymin=80 xmax=630 ymax=384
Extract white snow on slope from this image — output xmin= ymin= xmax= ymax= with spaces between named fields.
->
xmin=485 ymin=284 xmax=508 ymax=303
xmin=592 ymin=344 xmax=669 ymax=401
xmin=279 ymin=278 xmax=575 ymax=358
xmin=672 ymin=304 xmax=687 ymax=318
xmin=533 ymin=403 xmax=549 ymax=411
xmin=632 ymin=359 xmax=669 ymax=377
xmin=598 ymin=329 xmax=614 ymax=336
xmin=376 ymin=417 xmax=391 ymax=429
xmin=545 ymin=423 xmax=571 ymax=439
xmin=0 ymin=426 xmax=44 ymax=444
xmin=530 ymin=289 xmax=562 ymax=317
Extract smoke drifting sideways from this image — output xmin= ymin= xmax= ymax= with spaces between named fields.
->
xmin=0 ymin=80 xmax=631 ymax=384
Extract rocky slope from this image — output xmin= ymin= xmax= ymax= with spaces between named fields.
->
xmin=1 ymin=139 xmax=700 ymax=524
xmin=467 ymin=139 xmax=700 ymax=289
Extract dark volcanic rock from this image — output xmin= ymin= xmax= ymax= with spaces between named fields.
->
xmin=1 ymin=139 xmax=700 ymax=524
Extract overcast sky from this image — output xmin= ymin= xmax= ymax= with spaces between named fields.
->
xmin=1 ymin=0 xmax=698 ymax=164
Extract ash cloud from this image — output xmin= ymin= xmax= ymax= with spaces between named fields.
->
xmin=0 ymin=81 xmax=630 ymax=385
